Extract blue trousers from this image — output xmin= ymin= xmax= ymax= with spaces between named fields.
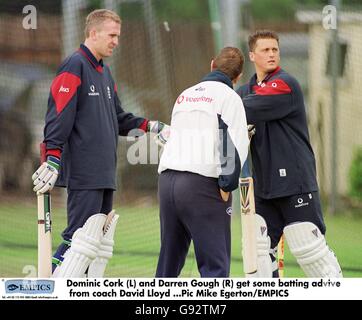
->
xmin=156 ymin=170 xmax=232 ymax=278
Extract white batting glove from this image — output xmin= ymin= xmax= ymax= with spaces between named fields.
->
xmin=32 ymin=156 xmax=60 ymax=193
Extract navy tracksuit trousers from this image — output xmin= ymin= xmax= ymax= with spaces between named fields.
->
xmin=156 ymin=170 xmax=232 ymax=278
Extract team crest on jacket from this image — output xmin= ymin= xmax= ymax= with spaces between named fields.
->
xmin=226 ymin=207 xmax=232 ymax=215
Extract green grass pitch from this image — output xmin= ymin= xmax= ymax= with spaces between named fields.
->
xmin=0 ymin=202 xmax=361 ymax=277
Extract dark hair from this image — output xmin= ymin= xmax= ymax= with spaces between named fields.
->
xmin=248 ymin=30 xmax=279 ymax=52
xmin=213 ymin=47 xmax=244 ymax=81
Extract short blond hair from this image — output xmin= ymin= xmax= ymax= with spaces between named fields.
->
xmin=84 ymin=9 xmax=121 ymax=37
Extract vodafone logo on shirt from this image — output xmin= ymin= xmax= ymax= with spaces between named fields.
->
xmin=177 ymin=95 xmax=184 ymax=104
xmin=88 ymin=84 xmax=100 ymax=96
xmin=176 ymin=95 xmax=213 ymax=104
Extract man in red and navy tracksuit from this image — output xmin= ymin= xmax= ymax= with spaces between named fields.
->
xmin=32 ymin=9 xmax=168 ymax=277
xmin=236 ymin=30 xmax=342 ymax=278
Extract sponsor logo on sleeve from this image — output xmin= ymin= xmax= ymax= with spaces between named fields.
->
xmin=59 ymin=86 xmax=70 ymax=93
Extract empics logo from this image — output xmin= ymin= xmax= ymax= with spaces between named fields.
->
xmin=7 ymin=284 xmax=19 ymax=291
xmin=5 ymin=280 xmax=55 ymax=294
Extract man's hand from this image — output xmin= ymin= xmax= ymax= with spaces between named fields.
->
xmin=248 ymin=125 xmax=256 ymax=139
xmin=148 ymin=121 xmax=170 ymax=147
xmin=220 ymin=189 xmax=230 ymax=202
xmin=32 ymin=156 xmax=60 ymax=193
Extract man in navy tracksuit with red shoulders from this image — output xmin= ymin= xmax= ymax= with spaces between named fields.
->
xmin=237 ymin=30 xmax=342 ymax=277
xmin=31 ymin=9 xmax=169 ymax=277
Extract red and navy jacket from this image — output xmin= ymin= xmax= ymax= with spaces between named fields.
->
xmin=236 ymin=67 xmax=318 ymax=199
xmin=44 ymin=44 xmax=148 ymax=190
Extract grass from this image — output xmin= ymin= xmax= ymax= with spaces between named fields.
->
xmin=0 ymin=201 xmax=361 ymax=278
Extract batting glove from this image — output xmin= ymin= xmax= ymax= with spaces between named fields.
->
xmin=148 ymin=121 xmax=171 ymax=147
xmin=32 ymin=155 xmax=60 ymax=194
xmin=155 ymin=124 xmax=170 ymax=147
xmin=147 ymin=120 xmax=166 ymax=134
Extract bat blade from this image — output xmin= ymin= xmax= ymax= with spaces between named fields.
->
xmin=37 ymin=142 xmax=52 ymax=278
xmin=239 ymin=176 xmax=257 ymax=275
xmin=277 ymin=235 xmax=285 ymax=277
xmin=37 ymin=192 xmax=52 ymax=278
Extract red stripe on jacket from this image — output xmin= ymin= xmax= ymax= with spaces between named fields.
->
xmin=51 ymin=72 xmax=81 ymax=114
xmin=78 ymin=48 xmax=103 ymax=73
xmin=253 ymin=79 xmax=291 ymax=96
xmin=46 ymin=149 xmax=61 ymax=159
xmin=139 ymin=119 xmax=149 ymax=132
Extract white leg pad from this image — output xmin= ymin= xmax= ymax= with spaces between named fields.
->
xmin=284 ymin=222 xmax=342 ymax=277
xmin=247 ymin=214 xmax=273 ymax=278
xmin=53 ymin=214 xmax=107 ymax=278
xmin=88 ymin=211 xmax=119 ymax=277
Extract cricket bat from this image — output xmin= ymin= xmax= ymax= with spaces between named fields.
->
xmin=37 ymin=143 xmax=52 ymax=278
xmin=277 ymin=234 xmax=285 ymax=277
xmin=239 ymin=157 xmax=257 ymax=275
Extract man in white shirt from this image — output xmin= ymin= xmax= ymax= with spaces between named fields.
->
xmin=156 ymin=47 xmax=249 ymax=277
